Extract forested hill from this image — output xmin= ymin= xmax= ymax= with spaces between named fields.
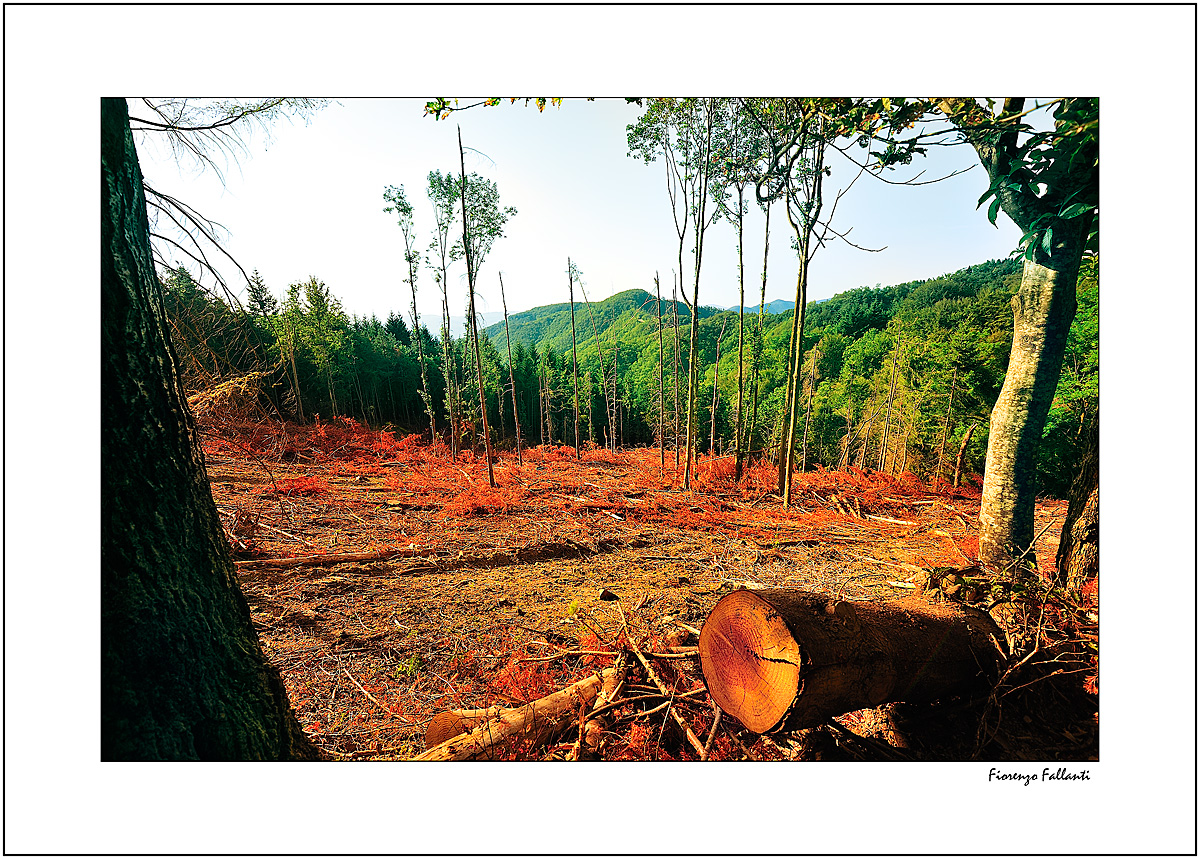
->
xmin=486 ymin=257 xmax=1023 ymax=349
xmin=483 ymin=288 xmax=722 ymax=351
xmin=163 ymin=254 xmax=1095 ymax=497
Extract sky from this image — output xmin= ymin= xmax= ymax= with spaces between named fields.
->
xmin=134 ymin=96 xmax=1030 ymax=330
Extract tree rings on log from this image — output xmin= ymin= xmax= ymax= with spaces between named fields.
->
xmin=699 ymin=588 xmax=1006 ymax=734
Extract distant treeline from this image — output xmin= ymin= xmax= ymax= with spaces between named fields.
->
xmin=162 ymin=256 xmax=1097 ymax=496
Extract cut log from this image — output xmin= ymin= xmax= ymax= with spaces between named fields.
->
xmin=414 ymin=668 xmax=614 ymax=761
xmin=424 ymin=707 xmax=505 ymax=749
xmin=698 ymin=588 xmax=1006 ymax=734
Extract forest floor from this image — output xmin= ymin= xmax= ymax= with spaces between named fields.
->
xmin=199 ymin=414 xmax=1098 ymax=762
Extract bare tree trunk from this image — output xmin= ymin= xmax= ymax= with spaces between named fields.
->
xmin=746 ymin=204 xmax=770 ymax=472
xmin=439 ymin=285 xmax=457 ymax=458
xmin=567 ymin=259 xmax=581 ymax=458
xmin=611 ymin=340 xmax=620 ymax=452
xmin=655 ymin=273 xmax=665 ymax=474
xmin=953 ymin=422 xmax=977 ymax=488
xmin=878 ymin=337 xmax=901 ymax=472
xmin=406 ymin=251 xmax=435 ymax=443
xmin=286 ymin=320 xmax=305 ymax=423
xmin=733 ymin=186 xmax=747 ymax=483
xmin=936 ymin=365 xmax=958 ymax=484
xmin=499 ymin=274 xmax=522 ymax=465
xmin=672 ymin=280 xmax=682 ymax=475
xmin=709 ymin=315 xmax=728 ymax=457
xmin=683 ymin=102 xmax=715 ymax=490
xmin=800 ymin=345 xmax=820 ymax=472
xmin=777 ymin=114 xmax=826 ymax=506
xmin=457 ymin=127 xmax=495 ymax=486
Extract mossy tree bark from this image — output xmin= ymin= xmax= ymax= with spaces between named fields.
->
xmin=101 ymin=97 xmax=316 ymax=760
xmin=978 ymin=257 xmax=1080 ymax=570
xmin=937 ymin=97 xmax=1098 ymax=573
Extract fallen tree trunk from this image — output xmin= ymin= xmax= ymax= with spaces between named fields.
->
xmin=415 ymin=668 xmax=615 ymax=761
xmin=698 ymin=589 xmax=1006 ymax=734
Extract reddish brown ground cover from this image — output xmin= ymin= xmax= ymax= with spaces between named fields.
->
xmin=201 ymin=416 xmax=1096 ymax=761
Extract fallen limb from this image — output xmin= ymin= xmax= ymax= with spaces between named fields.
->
xmin=414 ymin=668 xmax=615 ymax=761
xmin=577 ymin=653 xmax=630 ymax=760
xmin=865 ymin=514 xmax=919 ymax=526
xmin=628 ymin=645 xmax=706 ymax=758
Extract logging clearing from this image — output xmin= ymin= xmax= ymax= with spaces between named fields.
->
xmin=203 ymin=413 xmax=1097 ymax=761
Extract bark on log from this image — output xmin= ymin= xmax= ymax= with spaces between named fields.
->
xmin=415 ymin=668 xmax=614 ymax=761
xmin=698 ymin=589 xmax=1006 ymax=734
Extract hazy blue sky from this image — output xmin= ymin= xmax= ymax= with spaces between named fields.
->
xmin=135 ymin=96 xmax=1030 ymax=328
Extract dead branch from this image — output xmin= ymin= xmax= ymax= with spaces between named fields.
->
xmin=414 ymin=668 xmax=616 ymax=761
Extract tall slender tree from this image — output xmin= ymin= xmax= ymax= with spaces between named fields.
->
xmin=567 ymin=258 xmax=583 ymax=457
xmin=383 ymin=184 xmax=436 ymax=440
xmin=427 ymin=169 xmax=461 ymax=456
xmin=499 ymin=273 xmax=523 ymax=464
xmin=655 ymin=272 xmax=666 ymax=473
xmin=452 ymin=129 xmax=516 ymax=485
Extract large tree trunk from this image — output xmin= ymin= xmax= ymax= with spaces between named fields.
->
xmin=1056 ymin=407 xmax=1099 ymax=590
xmin=698 ymin=589 xmax=1005 ymax=734
xmin=101 ymin=97 xmax=316 ymax=760
xmin=978 ymin=258 xmax=1079 ymax=571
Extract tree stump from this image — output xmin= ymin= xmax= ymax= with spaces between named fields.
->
xmin=698 ymin=589 xmax=1006 ymax=734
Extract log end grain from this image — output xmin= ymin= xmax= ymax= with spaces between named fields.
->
xmin=698 ymin=589 xmax=804 ymax=734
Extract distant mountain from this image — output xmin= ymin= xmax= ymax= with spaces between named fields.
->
xmin=415 ymin=310 xmax=504 ymax=337
xmin=482 ymin=288 xmax=722 ymax=351
xmin=726 ymin=298 xmax=797 ymax=314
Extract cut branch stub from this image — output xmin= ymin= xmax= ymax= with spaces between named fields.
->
xmin=699 ymin=589 xmax=1006 ymax=734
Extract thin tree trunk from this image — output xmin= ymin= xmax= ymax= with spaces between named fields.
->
xmin=800 ymin=345 xmax=820 ymax=472
xmin=710 ymin=315 xmax=728 ymax=457
xmin=611 ymin=339 xmax=620 ymax=452
xmin=406 ymin=247 xmax=435 ymax=443
xmin=499 ymin=274 xmax=522 ymax=465
xmin=878 ymin=337 xmax=901 ymax=472
xmin=440 ymin=285 xmax=457 ymax=458
xmin=936 ymin=365 xmax=958 ymax=484
xmin=458 ymin=127 xmax=495 ymax=486
xmin=655 ymin=272 xmax=666 ymax=474
xmin=672 ymin=280 xmax=682 ymax=475
xmin=779 ymin=268 xmax=806 ymax=504
xmin=684 ymin=104 xmax=715 ymax=489
xmin=733 ymin=185 xmax=748 ymax=484
xmin=568 ymin=259 xmax=581 ymax=458
xmin=287 ymin=321 xmax=305 ymax=424
xmin=778 ymin=115 xmax=824 ymax=506
xmin=953 ymin=422 xmax=977 ymax=488
xmin=746 ymin=202 xmax=770 ymax=468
